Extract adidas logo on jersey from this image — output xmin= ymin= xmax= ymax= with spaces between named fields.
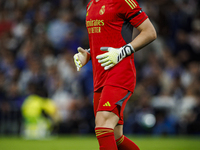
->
xmin=103 ymin=101 xmax=111 ymax=107
xmin=125 ymin=0 xmax=137 ymax=9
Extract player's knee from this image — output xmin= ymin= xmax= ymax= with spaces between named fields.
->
xmin=95 ymin=111 xmax=119 ymax=129
xmin=95 ymin=113 xmax=108 ymax=127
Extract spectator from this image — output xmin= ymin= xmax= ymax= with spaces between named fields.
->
xmin=0 ymin=0 xmax=199 ymax=135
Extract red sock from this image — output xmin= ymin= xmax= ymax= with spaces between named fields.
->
xmin=95 ymin=127 xmax=118 ymax=150
xmin=116 ymin=135 xmax=140 ymax=150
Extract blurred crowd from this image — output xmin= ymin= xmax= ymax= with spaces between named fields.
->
xmin=0 ymin=0 xmax=199 ymax=137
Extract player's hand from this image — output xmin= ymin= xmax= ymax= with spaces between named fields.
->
xmin=96 ymin=44 xmax=135 ymax=70
xmin=73 ymin=47 xmax=90 ymax=71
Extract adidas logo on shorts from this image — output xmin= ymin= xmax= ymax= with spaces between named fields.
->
xmin=103 ymin=101 xmax=111 ymax=107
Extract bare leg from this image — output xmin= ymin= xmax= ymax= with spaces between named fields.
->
xmin=95 ymin=111 xmax=119 ymax=150
xmin=95 ymin=111 xmax=119 ymax=129
xmin=114 ymin=124 xmax=123 ymax=140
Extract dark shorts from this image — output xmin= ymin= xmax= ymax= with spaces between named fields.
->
xmin=93 ymin=85 xmax=132 ymax=125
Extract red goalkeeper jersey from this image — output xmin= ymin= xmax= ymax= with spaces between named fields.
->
xmin=86 ymin=0 xmax=148 ymax=92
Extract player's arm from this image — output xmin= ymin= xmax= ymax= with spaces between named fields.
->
xmin=73 ymin=47 xmax=91 ymax=71
xmin=96 ymin=18 xmax=157 ymax=70
xmin=130 ymin=18 xmax=157 ymax=52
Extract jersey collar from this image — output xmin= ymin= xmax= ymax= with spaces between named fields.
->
xmin=94 ymin=0 xmax=101 ymax=4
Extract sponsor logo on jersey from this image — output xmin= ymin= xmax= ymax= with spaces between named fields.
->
xmin=86 ymin=19 xmax=104 ymax=34
xmin=125 ymin=0 xmax=137 ymax=9
xmin=99 ymin=5 xmax=105 ymax=15
xmin=86 ymin=19 xmax=104 ymax=27
xmin=103 ymin=101 xmax=111 ymax=107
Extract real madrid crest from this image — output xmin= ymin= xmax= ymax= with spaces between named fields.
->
xmin=99 ymin=5 xmax=105 ymax=15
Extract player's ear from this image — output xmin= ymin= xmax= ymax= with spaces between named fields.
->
xmin=100 ymin=47 xmax=109 ymax=51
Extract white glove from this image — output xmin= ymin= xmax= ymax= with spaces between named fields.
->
xmin=96 ymin=44 xmax=135 ymax=70
xmin=73 ymin=47 xmax=90 ymax=71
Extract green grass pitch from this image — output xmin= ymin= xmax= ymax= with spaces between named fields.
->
xmin=0 ymin=135 xmax=200 ymax=150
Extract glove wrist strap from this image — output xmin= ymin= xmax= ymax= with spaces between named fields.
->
xmin=122 ymin=44 xmax=135 ymax=56
xmin=85 ymin=48 xmax=91 ymax=60
xmin=86 ymin=48 xmax=90 ymax=54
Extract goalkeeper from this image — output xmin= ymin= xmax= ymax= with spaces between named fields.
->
xmin=74 ymin=0 xmax=157 ymax=149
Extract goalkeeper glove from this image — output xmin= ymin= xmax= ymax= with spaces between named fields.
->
xmin=73 ymin=47 xmax=90 ymax=71
xmin=96 ymin=43 xmax=135 ymax=70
